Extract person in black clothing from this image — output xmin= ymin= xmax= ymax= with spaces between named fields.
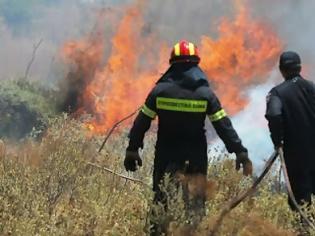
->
xmin=124 ymin=40 xmax=252 ymax=233
xmin=265 ymin=51 xmax=315 ymax=211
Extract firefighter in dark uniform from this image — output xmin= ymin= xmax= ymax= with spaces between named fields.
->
xmin=266 ymin=51 xmax=315 ymax=211
xmin=124 ymin=40 xmax=252 ymax=233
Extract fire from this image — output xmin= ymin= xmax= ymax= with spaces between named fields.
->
xmin=61 ymin=0 xmax=282 ymax=134
xmin=200 ymin=5 xmax=282 ymax=114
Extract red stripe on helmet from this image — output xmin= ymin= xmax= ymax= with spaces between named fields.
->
xmin=179 ymin=40 xmax=190 ymax=56
xmin=169 ymin=40 xmax=200 ymax=64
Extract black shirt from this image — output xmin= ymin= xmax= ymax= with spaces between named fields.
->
xmin=266 ymin=75 xmax=315 ymax=165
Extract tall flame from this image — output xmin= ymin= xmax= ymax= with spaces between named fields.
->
xmin=62 ymin=0 xmax=282 ymax=134
xmin=200 ymin=5 xmax=282 ymax=114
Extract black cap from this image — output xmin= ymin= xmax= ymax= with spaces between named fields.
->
xmin=279 ymin=51 xmax=301 ymax=70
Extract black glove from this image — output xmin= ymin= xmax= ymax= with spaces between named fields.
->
xmin=236 ymin=152 xmax=253 ymax=176
xmin=124 ymin=150 xmax=142 ymax=172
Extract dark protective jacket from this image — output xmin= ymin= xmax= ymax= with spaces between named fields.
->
xmin=127 ymin=64 xmax=247 ymax=159
xmin=265 ymin=75 xmax=315 ymax=168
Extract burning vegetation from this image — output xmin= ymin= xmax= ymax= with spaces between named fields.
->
xmin=2 ymin=0 xmax=311 ymax=235
xmin=61 ymin=0 xmax=282 ymax=134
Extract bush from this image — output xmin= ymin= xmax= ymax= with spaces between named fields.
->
xmin=0 ymin=117 xmax=312 ymax=235
xmin=0 ymin=79 xmax=57 ymax=139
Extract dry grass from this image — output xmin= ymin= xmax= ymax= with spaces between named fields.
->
xmin=0 ymin=117 xmax=312 ymax=235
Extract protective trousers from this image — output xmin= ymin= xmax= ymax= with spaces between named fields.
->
xmin=149 ymin=145 xmax=208 ymax=235
xmin=283 ymin=150 xmax=315 ymax=211
xmin=287 ymin=166 xmax=315 ymax=211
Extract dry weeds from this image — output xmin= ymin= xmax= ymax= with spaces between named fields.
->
xmin=0 ymin=117 xmax=311 ymax=235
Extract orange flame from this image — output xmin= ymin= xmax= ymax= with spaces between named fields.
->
xmin=200 ymin=5 xmax=282 ymax=114
xmin=62 ymin=0 xmax=282 ymax=134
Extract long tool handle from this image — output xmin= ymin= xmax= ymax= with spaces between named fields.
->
xmin=98 ymin=107 xmax=141 ymax=153
xmin=209 ymin=151 xmax=278 ymax=236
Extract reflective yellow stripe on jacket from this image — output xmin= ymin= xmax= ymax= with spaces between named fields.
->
xmin=156 ymin=97 xmax=207 ymax=112
xmin=141 ymin=104 xmax=156 ymax=119
xmin=208 ymin=109 xmax=227 ymax=122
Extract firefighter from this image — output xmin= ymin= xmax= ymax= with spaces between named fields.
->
xmin=265 ymin=51 xmax=315 ymax=211
xmin=124 ymin=40 xmax=252 ymax=233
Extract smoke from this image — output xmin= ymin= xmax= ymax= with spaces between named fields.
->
xmin=145 ymin=0 xmax=315 ymax=77
xmin=57 ymin=0 xmax=283 ymax=167
xmin=0 ymin=1 xmax=112 ymax=81
xmin=202 ymin=0 xmax=315 ymax=165
xmin=209 ymin=73 xmax=278 ymax=168
xmin=3 ymin=1 xmax=314 ymax=80
xmin=249 ymin=0 xmax=315 ymax=77
xmin=145 ymin=0 xmax=234 ymax=42
xmin=231 ymin=0 xmax=315 ymax=165
xmin=2 ymin=0 xmax=315 ymax=165
xmin=232 ymin=77 xmax=277 ymax=167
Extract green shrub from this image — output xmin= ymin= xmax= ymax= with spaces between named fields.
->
xmin=0 ymin=79 xmax=57 ymax=139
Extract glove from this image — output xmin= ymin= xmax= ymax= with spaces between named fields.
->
xmin=124 ymin=150 xmax=142 ymax=172
xmin=235 ymin=152 xmax=253 ymax=176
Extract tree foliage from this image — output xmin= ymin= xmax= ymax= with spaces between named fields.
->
xmin=0 ymin=79 xmax=56 ymax=139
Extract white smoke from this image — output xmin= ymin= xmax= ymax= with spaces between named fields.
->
xmin=1 ymin=0 xmax=314 ymax=168
xmin=207 ymin=71 xmax=279 ymax=169
xmin=250 ymin=0 xmax=315 ymax=77
xmin=226 ymin=0 xmax=315 ymax=166
xmin=231 ymin=71 xmax=279 ymax=167
xmin=0 ymin=1 xmax=114 ymax=81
